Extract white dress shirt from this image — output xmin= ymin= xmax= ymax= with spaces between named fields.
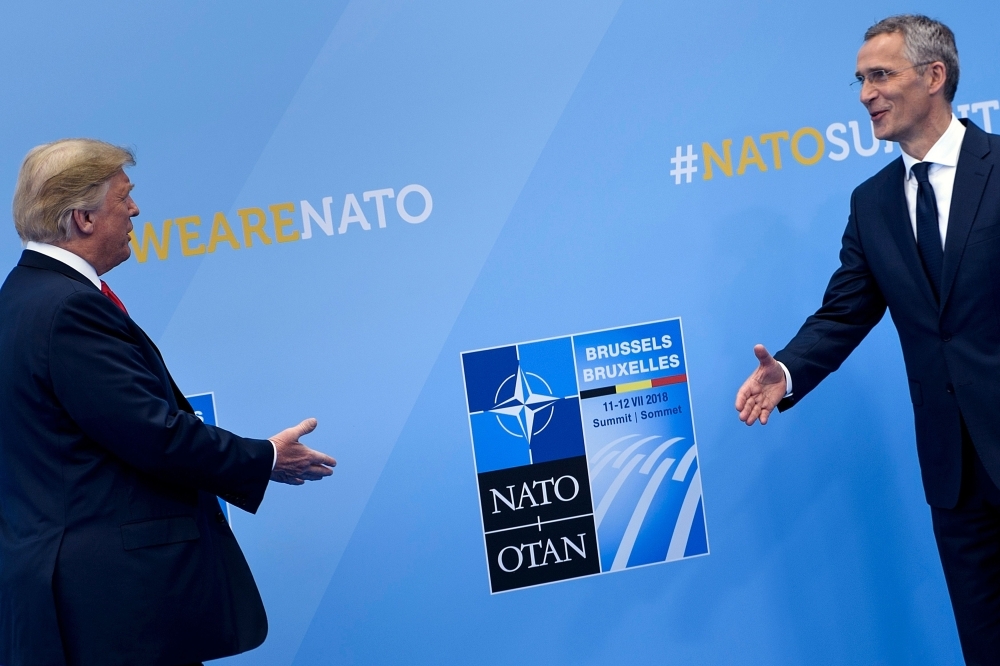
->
xmin=901 ymin=114 xmax=966 ymax=247
xmin=23 ymin=241 xmax=278 ymax=470
xmin=25 ymin=241 xmax=101 ymax=288
xmin=778 ymin=114 xmax=966 ymax=398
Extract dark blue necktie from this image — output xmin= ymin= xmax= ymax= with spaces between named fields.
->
xmin=912 ymin=162 xmax=943 ymax=301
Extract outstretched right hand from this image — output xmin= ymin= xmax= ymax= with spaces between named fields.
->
xmin=735 ymin=344 xmax=787 ymax=426
xmin=269 ymin=418 xmax=337 ymax=485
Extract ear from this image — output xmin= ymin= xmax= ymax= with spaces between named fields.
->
xmin=70 ymin=209 xmax=97 ymax=237
xmin=926 ymin=61 xmax=948 ymax=97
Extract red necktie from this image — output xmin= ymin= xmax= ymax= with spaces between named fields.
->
xmin=100 ymin=280 xmax=128 ymax=315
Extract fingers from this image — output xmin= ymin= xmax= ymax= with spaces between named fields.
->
xmin=753 ymin=344 xmax=773 ymax=366
xmin=298 ymin=464 xmax=334 ymax=481
xmin=269 ymin=418 xmax=317 ymax=447
xmin=289 ymin=417 xmax=318 ymax=440
xmin=737 ymin=393 xmax=774 ymax=426
xmin=311 ymin=450 xmax=337 ymax=467
xmin=270 ymin=470 xmax=306 ymax=485
xmin=269 ymin=418 xmax=338 ymax=486
xmin=737 ymin=345 xmax=784 ymax=427
xmin=734 ymin=379 xmax=754 ymax=411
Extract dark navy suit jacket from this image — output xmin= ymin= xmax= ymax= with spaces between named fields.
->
xmin=0 ymin=250 xmax=274 ymax=665
xmin=775 ymin=119 xmax=1000 ymax=509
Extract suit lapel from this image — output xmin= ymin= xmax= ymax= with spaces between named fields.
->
xmin=881 ymin=159 xmax=940 ymax=310
xmin=940 ymin=122 xmax=993 ymax=313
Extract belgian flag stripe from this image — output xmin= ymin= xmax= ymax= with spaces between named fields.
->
xmin=652 ymin=374 xmax=687 ymax=387
xmin=579 ymin=373 xmax=687 ymax=400
xmin=579 ymin=385 xmax=616 ymax=400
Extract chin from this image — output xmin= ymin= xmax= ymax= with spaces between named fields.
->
xmin=111 ymin=248 xmax=131 ymax=270
xmin=871 ymin=121 xmax=895 ymax=142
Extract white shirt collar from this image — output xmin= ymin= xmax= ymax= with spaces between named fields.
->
xmin=24 ymin=241 xmax=101 ymax=289
xmin=901 ymin=114 xmax=966 ymax=178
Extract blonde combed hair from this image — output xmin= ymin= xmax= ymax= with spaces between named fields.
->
xmin=12 ymin=139 xmax=135 ymax=243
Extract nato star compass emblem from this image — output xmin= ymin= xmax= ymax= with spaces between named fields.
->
xmin=489 ymin=367 xmax=559 ymax=453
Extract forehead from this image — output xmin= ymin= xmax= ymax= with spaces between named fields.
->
xmin=857 ymin=32 xmax=908 ymax=70
xmin=106 ymin=170 xmax=133 ymax=192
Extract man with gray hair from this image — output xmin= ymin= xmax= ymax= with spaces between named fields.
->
xmin=0 ymin=138 xmax=337 ymax=664
xmin=735 ymin=14 xmax=1000 ymax=662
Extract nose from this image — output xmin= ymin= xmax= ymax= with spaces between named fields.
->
xmin=127 ymin=196 xmax=140 ymax=218
xmin=859 ymin=79 xmax=878 ymax=106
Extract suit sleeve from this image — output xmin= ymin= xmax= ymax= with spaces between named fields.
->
xmin=774 ymin=191 xmax=888 ymax=410
xmin=47 ymin=289 xmax=273 ymax=512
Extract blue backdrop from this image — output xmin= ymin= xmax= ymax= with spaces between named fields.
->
xmin=3 ymin=1 xmax=996 ymax=663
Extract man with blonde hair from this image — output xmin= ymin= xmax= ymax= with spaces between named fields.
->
xmin=0 ymin=138 xmax=337 ymax=665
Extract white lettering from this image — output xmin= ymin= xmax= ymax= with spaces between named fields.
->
xmin=396 ymin=184 xmax=433 ymax=224
xmin=562 ymin=533 xmax=587 ymax=560
xmin=498 ymin=545 xmax=523 ymax=572
xmin=517 ymin=483 xmax=538 ymax=509
xmin=972 ymin=100 xmax=999 ymax=133
xmin=533 ymin=478 xmax=555 ymax=505
xmin=542 ymin=539 xmax=564 ymax=565
xmin=825 ymin=123 xmax=850 ymax=161
xmin=338 ymin=193 xmax=371 ymax=233
xmin=523 ymin=541 xmax=544 ymax=568
xmin=300 ymin=197 xmax=335 ymax=238
xmin=848 ymin=120 xmax=880 ymax=157
xmin=490 ymin=486 xmax=517 ymax=514
xmin=362 ymin=188 xmax=395 ymax=228
xmin=554 ymin=475 xmax=580 ymax=502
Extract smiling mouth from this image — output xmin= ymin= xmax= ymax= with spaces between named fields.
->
xmin=870 ymin=109 xmax=889 ymax=122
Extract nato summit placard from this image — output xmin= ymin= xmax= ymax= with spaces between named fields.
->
xmin=461 ymin=318 xmax=708 ymax=593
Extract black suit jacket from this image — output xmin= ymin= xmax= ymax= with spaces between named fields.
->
xmin=775 ymin=119 xmax=1000 ymax=509
xmin=0 ymin=250 xmax=274 ymax=665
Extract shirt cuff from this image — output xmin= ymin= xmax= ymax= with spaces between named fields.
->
xmin=269 ymin=440 xmax=277 ymax=471
xmin=777 ymin=361 xmax=793 ymax=398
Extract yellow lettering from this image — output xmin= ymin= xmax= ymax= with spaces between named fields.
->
xmin=207 ymin=212 xmax=241 ymax=253
xmin=791 ymin=127 xmax=825 ymax=166
xmin=701 ymin=139 xmax=733 ymax=180
xmin=238 ymin=207 xmax=272 ymax=248
xmin=270 ymin=202 xmax=300 ymax=243
xmin=129 ymin=220 xmax=172 ymax=263
xmin=736 ymin=136 xmax=768 ymax=175
xmin=759 ymin=131 xmax=790 ymax=169
xmin=176 ymin=216 xmax=206 ymax=256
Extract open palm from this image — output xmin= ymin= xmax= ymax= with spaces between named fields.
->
xmin=735 ymin=344 xmax=787 ymax=426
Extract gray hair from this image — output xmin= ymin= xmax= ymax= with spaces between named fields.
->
xmin=12 ymin=139 xmax=135 ymax=243
xmin=865 ymin=15 xmax=959 ymax=102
